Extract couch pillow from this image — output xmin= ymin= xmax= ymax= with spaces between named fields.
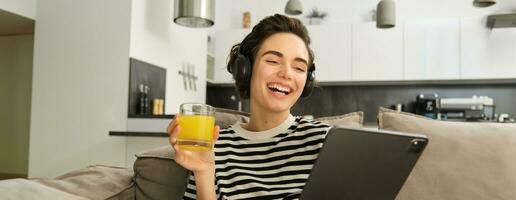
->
xmin=214 ymin=107 xmax=250 ymax=129
xmin=33 ymin=165 xmax=134 ymax=200
xmin=134 ymin=146 xmax=188 ymax=200
xmin=378 ymin=107 xmax=516 ymax=200
xmin=316 ymin=111 xmax=364 ymax=128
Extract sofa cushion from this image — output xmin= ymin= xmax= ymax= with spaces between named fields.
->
xmin=378 ymin=107 xmax=516 ymax=200
xmin=134 ymin=145 xmax=188 ymax=200
xmin=0 ymin=178 xmax=88 ymax=200
xmin=107 ymin=186 xmax=135 ymax=200
xmin=133 ymin=111 xmax=363 ymax=199
xmin=316 ymin=111 xmax=364 ymax=128
xmin=32 ymin=165 xmax=134 ymax=200
xmin=214 ymin=107 xmax=250 ymax=129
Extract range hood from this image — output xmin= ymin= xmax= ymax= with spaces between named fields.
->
xmin=487 ymin=13 xmax=516 ymax=28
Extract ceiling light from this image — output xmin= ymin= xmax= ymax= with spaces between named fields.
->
xmin=473 ymin=0 xmax=496 ymax=8
xmin=285 ymin=0 xmax=303 ymax=15
xmin=174 ymin=0 xmax=215 ymax=28
xmin=376 ymin=0 xmax=396 ymax=29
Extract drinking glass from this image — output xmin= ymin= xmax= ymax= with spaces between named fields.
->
xmin=177 ymin=103 xmax=216 ymax=151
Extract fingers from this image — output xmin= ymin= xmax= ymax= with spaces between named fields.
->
xmin=213 ymin=125 xmax=220 ymax=141
xmin=212 ymin=125 xmax=220 ymax=148
xmin=170 ymin=125 xmax=184 ymax=162
xmin=172 ymin=142 xmax=185 ymax=163
xmin=167 ymin=114 xmax=180 ymax=134
xmin=169 ymin=125 xmax=181 ymax=147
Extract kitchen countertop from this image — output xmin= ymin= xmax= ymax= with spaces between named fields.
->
xmin=109 ymin=131 xmax=168 ymax=137
xmin=128 ymin=114 xmax=175 ymax=119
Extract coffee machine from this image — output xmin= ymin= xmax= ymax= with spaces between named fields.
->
xmin=439 ymin=96 xmax=494 ymax=121
xmin=415 ymin=94 xmax=440 ymax=119
xmin=414 ymin=94 xmax=495 ymax=121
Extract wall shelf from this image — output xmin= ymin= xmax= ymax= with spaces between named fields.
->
xmin=127 ymin=114 xmax=175 ymax=119
xmin=109 ymin=131 xmax=168 ymax=137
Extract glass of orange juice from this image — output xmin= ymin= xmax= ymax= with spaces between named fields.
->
xmin=177 ymin=103 xmax=216 ymax=151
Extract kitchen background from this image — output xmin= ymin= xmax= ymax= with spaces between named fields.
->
xmin=208 ymin=83 xmax=516 ymax=123
xmin=1 ymin=0 xmax=516 ymax=179
xmin=206 ymin=0 xmax=516 ymax=123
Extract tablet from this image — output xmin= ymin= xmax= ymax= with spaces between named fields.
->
xmin=300 ymin=126 xmax=428 ymax=200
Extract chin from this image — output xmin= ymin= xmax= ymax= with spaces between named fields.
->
xmin=266 ymin=102 xmax=292 ymax=112
xmin=263 ymin=94 xmax=299 ymax=113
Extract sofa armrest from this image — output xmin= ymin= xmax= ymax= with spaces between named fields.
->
xmin=0 ymin=178 xmax=88 ymax=200
xmin=34 ymin=165 xmax=134 ymax=200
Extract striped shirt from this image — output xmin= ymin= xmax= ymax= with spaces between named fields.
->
xmin=183 ymin=115 xmax=331 ymax=200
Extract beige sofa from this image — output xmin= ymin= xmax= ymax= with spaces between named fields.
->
xmin=378 ymin=108 xmax=516 ymax=200
xmin=1 ymin=108 xmax=515 ymax=200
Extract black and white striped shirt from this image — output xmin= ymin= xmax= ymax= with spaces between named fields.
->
xmin=183 ymin=115 xmax=331 ymax=200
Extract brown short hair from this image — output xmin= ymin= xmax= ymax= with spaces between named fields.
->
xmin=227 ymin=14 xmax=314 ymax=99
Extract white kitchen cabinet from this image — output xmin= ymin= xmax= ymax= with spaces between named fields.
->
xmin=352 ymin=23 xmax=404 ymax=81
xmin=308 ymin=24 xmax=352 ymax=82
xmin=211 ymin=29 xmax=250 ymax=84
xmin=404 ymin=18 xmax=460 ymax=80
xmin=460 ymin=17 xmax=516 ymax=79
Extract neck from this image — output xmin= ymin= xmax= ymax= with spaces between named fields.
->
xmin=244 ymin=102 xmax=290 ymax=132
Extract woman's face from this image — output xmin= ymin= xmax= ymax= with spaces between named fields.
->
xmin=249 ymin=32 xmax=310 ymax=113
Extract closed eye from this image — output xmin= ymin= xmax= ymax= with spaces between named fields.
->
xmin=295 ymin=67 xmax=306 ymax=72
xmin=266 ymin=60 xmax=279 ymax=64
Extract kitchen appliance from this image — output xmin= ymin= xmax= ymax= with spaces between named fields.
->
xmin=439 ymin=96 xmax=495 ymax=121
xmin=415 ymin=94 xmax=440 ymax=119
xmin=497 ymin=113 xmax=515 ymax=123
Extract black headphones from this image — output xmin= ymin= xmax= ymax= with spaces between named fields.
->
xmin=227 ymin=46 xmax=316 ymax=99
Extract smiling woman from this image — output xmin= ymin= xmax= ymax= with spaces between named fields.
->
xmin=227 ymin=15 xmax=315 ymax=101
xmin=247 ymin=33 xmax=313 ymax=118
xmin=168 ymin=14 xmax=331 ymax=200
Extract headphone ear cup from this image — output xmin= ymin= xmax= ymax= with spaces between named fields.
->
xmin=238 ymin=53 xmax=252 ymax=84
xmin=301 ymin=70 xmax=315 ymax=98
xmin=230 ymin=52 xmax=252 ymax=98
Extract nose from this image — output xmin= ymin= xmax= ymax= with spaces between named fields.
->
xmin=277 ymin=63 xmax=293 ymax=80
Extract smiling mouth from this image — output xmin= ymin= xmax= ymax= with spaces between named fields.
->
xmin=267 ymin=83 xmax=291 ymax=95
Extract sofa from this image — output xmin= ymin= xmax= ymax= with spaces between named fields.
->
xmin=378 ymin=108 xmax=516 ymax=200
xmin=1 ymin=108 xmax=515 ymax=200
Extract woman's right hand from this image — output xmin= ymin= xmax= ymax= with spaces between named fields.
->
xmin=167 ymin=115 xmax=220 ymax=174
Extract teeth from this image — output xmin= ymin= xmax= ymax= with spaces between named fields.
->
xmin=267 ymin=83 xmax=291 ymax=93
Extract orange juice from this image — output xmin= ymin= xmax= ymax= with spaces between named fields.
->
xmin=177 ymin=115 xmax=215 ymax=151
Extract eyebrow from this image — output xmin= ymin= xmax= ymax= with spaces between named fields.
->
xmin=261 ymin=50 xmax=309 ymax=66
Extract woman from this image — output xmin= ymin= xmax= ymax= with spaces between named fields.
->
xmin=168 ymin=14 xmax=330 ymax=200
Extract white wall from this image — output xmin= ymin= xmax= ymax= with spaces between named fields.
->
xmin=0 ymin=0 xmax=35 ymax=19
xmin=0 ymin=35 xmax=33 ymax=175
xmin=130 ymin=0 xmax=208 ymax=114
xmin=29 ymin=0 xmax=132 ymax=178
xmin=212 ymin=0 xmax=516 ymax=30
xmin=113 ymin=0 xmax=209 ymax=168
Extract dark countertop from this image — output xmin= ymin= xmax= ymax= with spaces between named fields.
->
xmin=109 ymin=131 xmax=168 ymax=137
xmin=128 ymin=114 xmax=175 ymax=119
xmin=112 ymin=114 xmax=175 ymax=137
